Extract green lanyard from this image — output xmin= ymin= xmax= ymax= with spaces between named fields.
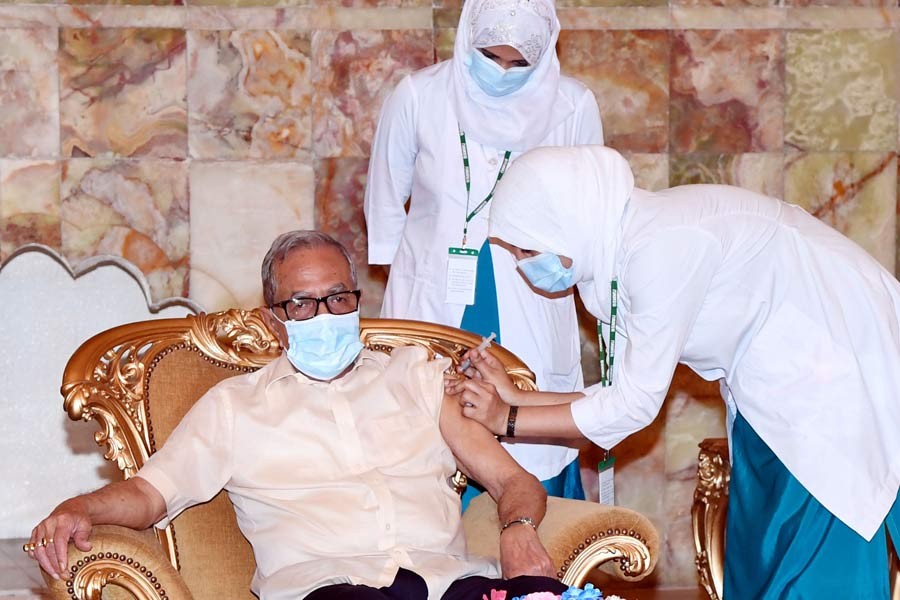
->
xmin=598 ymin=279 xmax=618 ymax=387
xmin=458 ymin=124 xmax=511 ymax=246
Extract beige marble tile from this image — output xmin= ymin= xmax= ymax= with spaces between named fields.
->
xmin=0 ymin=28 xmax=59 ymax=158
xmin=556 ymin=6 xmax=670 ymax=29
xmin=670 ymin=6 xmax=785 ymax=27
xmin=0 ymin=160 xmax=60 ymax=261
xmin=625 ymin=152 xmax=669 ymax=191
xmin=669 ymin=153 xmax=785 ymax=198
xmin=56 ymin=5 xmax=186 ymax=27
xmin=59 ymin=28 xmax=187 ymax=158
xmin=559 ymin=30 xmax=669 ymax=153
xmin=434 ymin=27 xmax=454 ymax=62
xmin=785 ymin=151 xmax=897 ymax=272
xmin=670 ymin=29 xmax=783 ymax=154
xmin=0 ymin=5 xmax=57 ymax=27
xmin=185 ymin=6 xmax=432 ymax=29
xmin=188 ymin=30 xmax=313 ymax=159
xmin=785 ymin=30 xmax=898 ymax=152
xmin=314 ymin=157 xmax=387 ymax=317
xmin=311 ymin=29 xmax=434 ymax=157
xmin=188 ymin=161 xmax=315 ymax=311
xmin=60 ymin=158 xmax=189 ymax=301
xmin=786 ymin=6 xmax=897 ymax=28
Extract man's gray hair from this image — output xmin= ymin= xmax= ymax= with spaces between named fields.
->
xmin=261 ymin=230 xmax=358 ymax=306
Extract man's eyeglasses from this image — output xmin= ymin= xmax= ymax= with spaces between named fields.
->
xmin=270 ymin=290 xmax=361 ymax=322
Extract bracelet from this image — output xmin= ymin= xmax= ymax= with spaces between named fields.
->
xmin=501 ymin=516 xmax=536 ymax=533
xmin=505 ymin=405 xmax=518 ymax=438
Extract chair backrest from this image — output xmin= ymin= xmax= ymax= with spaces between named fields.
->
xmin=62 ymin=309 xmax=536 ymax=600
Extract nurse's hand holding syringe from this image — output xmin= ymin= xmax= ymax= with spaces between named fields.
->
xmin=446 ymin=340 xmax=586 ymax=437
xmin=457 ymin=332 xmax=496 ymax=373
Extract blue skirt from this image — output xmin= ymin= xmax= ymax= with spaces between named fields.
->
xmin=724 ymin=412 xmax=900 ymax=599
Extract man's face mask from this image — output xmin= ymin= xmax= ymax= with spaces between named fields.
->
xmin=467 ymin=49 xmax=535 ymax=97
xmin=517 ymin=252 xmax=575 ymax=293
xmin=279 ymin=312 xmax=364 ymax=381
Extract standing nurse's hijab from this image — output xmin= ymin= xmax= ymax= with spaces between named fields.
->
xmin=450 ymin=0 xmax=568 ymax=151
xmin=488 ymin=145 xmax=635 ymax=317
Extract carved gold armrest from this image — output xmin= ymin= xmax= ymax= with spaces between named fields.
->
xmin=41 ymin=525 xmax=193 ymax=600
xmin=692 ymin=438 xmax=730 ymax=600
xmin=463 ymin=494 xmax=658 ymax=586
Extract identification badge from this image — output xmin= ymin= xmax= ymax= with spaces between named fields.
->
xmin=598 ymin=455 xmax=615 ymax=505
xmin=446 ymin=247 xmax=479 ymax=305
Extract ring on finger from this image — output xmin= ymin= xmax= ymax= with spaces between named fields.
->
xmin=22 ymin=542 xmax=35 ymax=553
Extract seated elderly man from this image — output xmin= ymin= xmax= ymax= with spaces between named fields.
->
xmin=26 ymin=230 xmax=568 ymax=600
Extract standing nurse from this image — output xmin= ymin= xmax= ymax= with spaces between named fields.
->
xmin=453 ymin=145 xmax=900 ymax=597
xmin=364 ymin=0 xmax=603 ymax=505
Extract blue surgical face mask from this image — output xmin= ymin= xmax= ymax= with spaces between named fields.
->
xmin=467 ymin=49 xmax=535 ymax=97
xmin=517 ymin=252 xmax=575 ymax=293
xmin=281 ymin=312 xmax=364 ymax=381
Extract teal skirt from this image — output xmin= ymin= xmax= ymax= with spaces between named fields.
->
xmin=724 ymin=412 xmax=900 ymax=599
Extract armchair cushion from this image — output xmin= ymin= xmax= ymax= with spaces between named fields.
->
xmin=464 ymin=492 xmax=659 ymax=586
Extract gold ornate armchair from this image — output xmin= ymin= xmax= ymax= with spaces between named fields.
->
xmin=692 ymin=438 xmax=900 ymax=600
xmin=46 ymin=309 xmax=659 ymax=600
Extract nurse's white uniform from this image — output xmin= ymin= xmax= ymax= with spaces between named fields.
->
xmin=364 ymin=0 xmax=603 ymax=481
xmin=489 ymin=145 xmax=900 ymax=541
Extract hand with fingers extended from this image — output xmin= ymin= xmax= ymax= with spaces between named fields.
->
xmin=456 ymin=348 xmax=522 ymax=405
xmin=25 ymin=497 xmax=93 ymax=581
xmin=444 ymin=375 xmax=511 ymax=436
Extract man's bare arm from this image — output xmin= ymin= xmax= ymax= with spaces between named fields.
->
xmin=439 ymin=390 xmax=555 ymax=578
xmin=27 ymin=477 xmax=166 ymax=581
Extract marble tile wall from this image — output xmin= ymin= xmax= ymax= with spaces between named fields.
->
xmin=2 ymin=0 xmax=899 ymax=591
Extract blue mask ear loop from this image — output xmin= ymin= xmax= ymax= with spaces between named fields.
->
xmin=598 ymin=279 xmax=618 ymax=387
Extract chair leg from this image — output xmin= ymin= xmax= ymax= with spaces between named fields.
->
xmin=692 ymin=439 xmax=730 ymax=600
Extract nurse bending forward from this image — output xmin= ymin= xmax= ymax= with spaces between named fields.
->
xmin=364 ymin=0 xmax=603 ymax=505
xmin=449 ymin=144 xmax=900 ymax=598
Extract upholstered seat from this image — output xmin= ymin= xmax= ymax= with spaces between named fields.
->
xmin=45 ymin=309 xmax=659 ymax=599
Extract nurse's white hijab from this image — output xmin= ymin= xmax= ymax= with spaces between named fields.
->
xmin=450 ymin=0 xmax=573 ymax=151
xmin=488 ymin=145 xmax=635 ymax=320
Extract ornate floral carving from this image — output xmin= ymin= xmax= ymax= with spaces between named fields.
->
xmin=67 ymin=553 xmax=168 ymax=600
xmin=558 ymin=533 xmax=652 ymax=587
xmin=693 ymin=438 xmax=730 ymax=600
xmin=188 ymin=309 xmax=281 ymax=367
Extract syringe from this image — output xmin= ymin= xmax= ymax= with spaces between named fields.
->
xmin=458 ymin=332 xmax=497 ymax=372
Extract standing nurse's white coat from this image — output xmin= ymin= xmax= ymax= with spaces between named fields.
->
xmin=364 ymin=0 xmax=603 ymax=481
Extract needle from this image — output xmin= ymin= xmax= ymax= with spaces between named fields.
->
xmin=458 ymin=332 xmax=497 ymax=372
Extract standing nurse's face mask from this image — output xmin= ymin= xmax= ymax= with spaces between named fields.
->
xmin=467 ymin=49 xmax=535 ymax=97
xmin=517 ymin=252 xmax=575 ymax=293
xmin=282 ymin=312 xmax=364 ymax=381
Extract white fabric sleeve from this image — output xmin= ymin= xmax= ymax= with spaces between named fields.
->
xmin=135 ymin=385 xmax=235 ymax=528
xmin=573 ymin=87 xmax=604 ymax=146
xmin=364 ymin=75 xmax=420 ymax=265
xmin=570 ymin=228 xmax=722 ymax=449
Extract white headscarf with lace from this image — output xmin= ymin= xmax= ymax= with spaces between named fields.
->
xmin=449 ymin=0 xmax=575 ymax=151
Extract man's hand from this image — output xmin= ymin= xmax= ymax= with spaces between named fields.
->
xmin=24 ymin=477 xmax=166 ymax=581
xmin=26 ymin=497 xmax=94 ymax=580
xmin=499 ymin=522 xmax=556 ymax=578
